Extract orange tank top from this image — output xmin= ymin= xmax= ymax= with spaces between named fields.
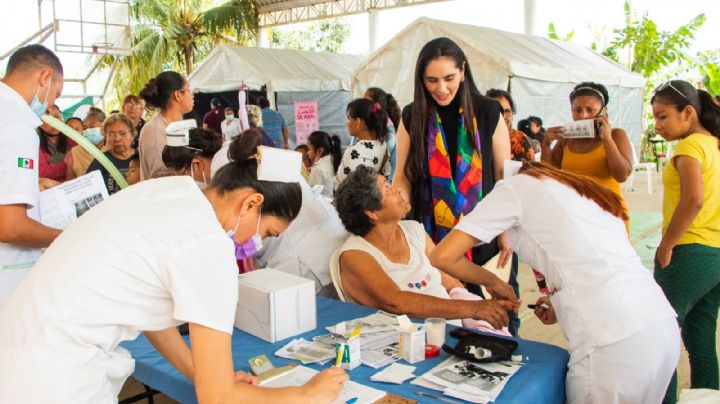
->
xmin=561 ymin=143 xmax=622 ymax=196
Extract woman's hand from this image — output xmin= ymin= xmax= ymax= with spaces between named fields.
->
xmin=301 ymin=367 xmax=349 ymax=403
xmin=233 ymin=370 xmax=258 ymax=385
xmin=655 ymin=243 xmax=674 ymax=269
xmin=496 ymin=232 xmax=512 ymax=269
xmin=471 ymin=300 xmax=516 ymax=329
xmin=594 ymin=114 xmax=612 ymax=143
xmin=533 ymin=296 xmax=557 ymax=325
xmin=485 ymin=277 xmax=519 ymax=311
xmin=543 ymin=126 xmax=565 ymax=146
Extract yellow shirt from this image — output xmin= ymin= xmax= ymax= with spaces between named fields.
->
xmin=662 ymin=133 xmax=720 ymax=247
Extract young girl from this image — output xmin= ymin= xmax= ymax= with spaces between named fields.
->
xmin=651 ymin=80 xmax=720 ymax=403
xmin=307 ymin=131 xmax=341 ymax=198
xmin=333 ymin=99 xmax=390 ymax=190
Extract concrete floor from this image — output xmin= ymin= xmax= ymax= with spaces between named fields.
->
xmin=119 ymin=171 xmax=718 ymax=402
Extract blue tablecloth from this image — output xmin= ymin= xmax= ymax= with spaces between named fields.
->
xmin=122 ymin=297 xmax=568 ymax=403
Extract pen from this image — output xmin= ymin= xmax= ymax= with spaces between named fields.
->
xmin=345 ymin=397 xmax=358 ymax=404
xmin=527 ymin=303 xmax=549 ymax=310
xmin=415 ymin=391 xmax=464 ymax=404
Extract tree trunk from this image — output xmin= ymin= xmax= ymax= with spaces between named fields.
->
xmin=184 ymin=46 xmax=193 ymax=75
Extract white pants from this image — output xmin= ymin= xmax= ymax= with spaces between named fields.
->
xmin=567 ymin=318 xmax=680 ymax=404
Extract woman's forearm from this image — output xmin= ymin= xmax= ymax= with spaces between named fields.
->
xmin=145 ymin=327 xmax=195 ymax=381
xmin=602 ymin=136 xmax=632 ymax=181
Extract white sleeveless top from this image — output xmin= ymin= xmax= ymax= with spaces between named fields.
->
xmin=332 ymin=220 xmax=448 ymax=303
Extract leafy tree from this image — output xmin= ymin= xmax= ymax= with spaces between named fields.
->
xmin=270 ymin=20 xmax=350 ymax=53
xmin=547 ymin=23 xmax=574 ymax=42
xmin=601 ymin=0 xmax=705 ymax=78
xmin=106 ymin=0 xmax=257 ymax=97
xmin=697 ymin=49 xmax=720 ymax=95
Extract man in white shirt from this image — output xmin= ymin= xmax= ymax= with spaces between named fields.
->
xmin=0 ymin=45 xmax=64 ymax=309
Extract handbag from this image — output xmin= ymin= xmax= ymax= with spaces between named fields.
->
xmin=442 ymin=327 xmax=518 ymax=363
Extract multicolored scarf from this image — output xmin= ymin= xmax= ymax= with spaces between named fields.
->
xmin=425 ymin=107 xmax=483 ymax=242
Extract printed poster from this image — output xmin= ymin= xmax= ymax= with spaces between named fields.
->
xmin=294 ymin=99 xmax=319 ymax=145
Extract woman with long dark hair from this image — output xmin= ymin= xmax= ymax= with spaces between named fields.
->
xmin=38 ymin=105 xmax=71 ymax=182
xmin=651 ymin=80 xmax=720 ymax=403
xmin=139 ymin=71 xmax=195 ymax=180
xmin=392 ymin=37 xmax=518 ymax=333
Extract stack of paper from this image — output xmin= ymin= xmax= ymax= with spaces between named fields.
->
xmin=370 ymin=363 xmax=416 ymax=384
xmin=274 ymin=338 xmax=335 ymax=365
xmin=412 ymin=356 xmax=523 ymax=403
xmin=260 ymin=365 xmax=386 ymax=404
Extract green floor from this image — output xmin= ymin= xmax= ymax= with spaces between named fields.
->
xmin=629 ymin=211 xmax=663 ymax=270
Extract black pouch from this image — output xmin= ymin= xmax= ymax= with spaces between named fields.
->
xmin=442 ymin=327 xmax=518 ymax=363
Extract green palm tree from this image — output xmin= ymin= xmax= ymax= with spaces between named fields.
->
xmin=110 ymin=0 xmax=257 ymax=96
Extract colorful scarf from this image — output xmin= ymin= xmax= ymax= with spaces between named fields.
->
xmin=425 ymin=107 xmax=483 ymax=242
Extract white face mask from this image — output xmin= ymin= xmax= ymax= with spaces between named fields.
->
xmin=190 ymin=161 xmax=208 ymax=189
xmin=225 ymin=114 xmax=234 ymax=121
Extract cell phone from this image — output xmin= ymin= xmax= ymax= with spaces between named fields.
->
xmin=527 ymin=303 xmax=549 ymax=310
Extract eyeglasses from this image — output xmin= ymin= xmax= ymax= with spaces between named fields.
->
xmin=502 ymin=108 xmax=514 ymax=117
xmin=655 ymin=81 xmax=687 ymax=99
xmin=107 ymin=131 xmax=131 ymax=138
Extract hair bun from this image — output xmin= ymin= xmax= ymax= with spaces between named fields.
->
xmin=139 ymin=78 xmax=160 ymax=107
xmin=228 ymin=128 xmax=263 ymax=162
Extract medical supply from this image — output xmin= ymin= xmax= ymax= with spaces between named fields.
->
xmin=334 ymin=331 xmax=361 ymax=371
xmin=234 ymin=268 xmax=316 ymax=343
xmin=425 ymin=344 xmax=440 ymax=358
xmin=424 ymin=318 xmax=446 ymax=347
xmin=397 ymin=315 xmax=425 ymax=364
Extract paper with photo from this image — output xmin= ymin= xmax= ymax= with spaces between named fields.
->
xmin=39 ymin=170 xmax=110 ymax=230
xmin=561 ymin=119 xmax=596 ymax=139
xmin=422 ymin=359 xmax=522 ymax=401
xmin=274 ymin=338 xmax=335 ymax=364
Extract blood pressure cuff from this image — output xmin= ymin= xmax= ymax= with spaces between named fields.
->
xmin=442 ymin=327 xmax=518 ymax=363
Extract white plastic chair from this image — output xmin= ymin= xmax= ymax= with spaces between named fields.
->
xmin=624 ymin=141 xmax=656 ymax=194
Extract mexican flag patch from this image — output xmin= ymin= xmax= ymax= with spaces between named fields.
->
xmin=17 ymin=157 xmax=34 ymax=169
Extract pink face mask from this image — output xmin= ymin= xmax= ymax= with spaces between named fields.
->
xmin=227 ymin=210 xmax=263 ymax=260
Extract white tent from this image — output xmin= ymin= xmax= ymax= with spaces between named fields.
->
xmin=352 ymin=18 xmax=646 ymax=146
xmin=189 ymin=45 xmax=363 ymax=146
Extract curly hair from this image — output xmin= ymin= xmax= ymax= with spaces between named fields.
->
xmin=334 ymin=165 xmax=383 ymax=236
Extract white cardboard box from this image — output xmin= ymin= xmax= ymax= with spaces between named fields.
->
xmin=234 ymin=268 xmax=316 ymax=343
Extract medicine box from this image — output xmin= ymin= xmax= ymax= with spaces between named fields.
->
xmin=234 ymin=268 xmax=317 ymax=343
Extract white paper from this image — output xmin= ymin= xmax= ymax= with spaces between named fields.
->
xmin=422 ymin=360 xmax=522 ymax=401
xmin=257 ymin=146 xmax=302 ymax=183
xmin=361 ymin=342 xmax=400 ymax=369
xmin=370 ymin=362 xmax=416 ymax=384
xmin=503 ymin=159 xmax=523 ymax=178
xmin=260 ymin=365 xmax=386 ymax=404
xmin=396 ymin=314 xmax=414 ymax=332
xmin=324 ymin=311 xmax=399 ymax=335
xmin=561 ymin=119 xmax=596 ymax=139
xmin=274 ymin=338 xmax=335 ymax=364
xmin=39 ymin=170 xmax=110 ymax=230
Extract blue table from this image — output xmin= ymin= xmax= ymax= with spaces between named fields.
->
xmin=123 ymin=297 xmax=568 ymax=403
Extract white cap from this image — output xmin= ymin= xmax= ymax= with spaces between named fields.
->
xmin=165 ymin=119 xmax=197 ymax=147
xmin=256 ymin=146 xmax=302 ymax=183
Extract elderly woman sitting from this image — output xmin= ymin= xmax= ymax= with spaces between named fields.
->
xmin=331 ymin=166 xmax=518 ymax=332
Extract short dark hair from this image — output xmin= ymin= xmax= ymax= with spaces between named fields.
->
xmin=162 ymin=128 xmax=223 ymax=170
xmin=485 ymin=89 xmax=515 ymax=114
xmin=258 ymin=97 xmax=270 ymax=109
xmin=6 ymin=44 xmax=63 ymax=77
xmin=122 ymin=94 xmax=142 ymax=106
xmin=570 ymin=82 xmax=610 ymax=107
xmin=347 ymin=98 xmax=389 ymax=143
xmin=527 ymin=116 xmax=543 ymax=127
xmin=334 ymin=165 xmax=383 ymax=236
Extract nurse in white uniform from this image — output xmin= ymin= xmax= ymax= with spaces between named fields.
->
xmin=0 ymin=45 xmax=64 ymax=309
xmin=430 ymin=161 xmax=680 ymax=404
xmin=0 ymin=134 xmax=347 ymax=403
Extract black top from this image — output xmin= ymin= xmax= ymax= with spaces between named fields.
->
xmin=86 ymin=151 xmax=131 ymax=195
xmin=401 ymin=92 xmax=502 ymax=265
